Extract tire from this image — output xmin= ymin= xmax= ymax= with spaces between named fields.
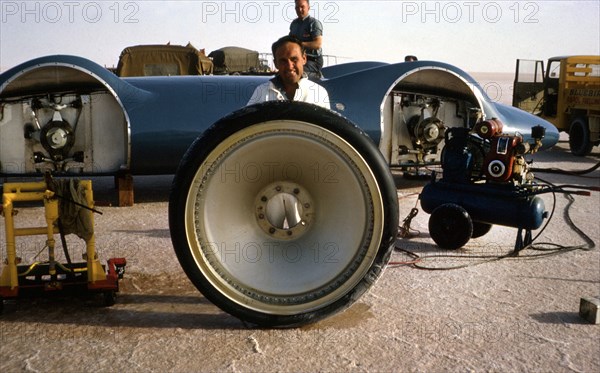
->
xmin=471 ymin=221 xmax=493 ymax=239
xmin=169 ymin=101 xmax=399 ymax=327
xmin=103 ymin=291 xmax=116 ymax=307
xmin=428 ymin=203 xmax=473 ymax=250
xmin=569 ymin=117 xmax=593 ymax=156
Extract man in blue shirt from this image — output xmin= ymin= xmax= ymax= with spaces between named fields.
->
xmin=289 ymin=0 xmax=323 ymax=80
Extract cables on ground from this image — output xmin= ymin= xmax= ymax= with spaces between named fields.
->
xmin=391 ymin=175 xmax=597 ymax=271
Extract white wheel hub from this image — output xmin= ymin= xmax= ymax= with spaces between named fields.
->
xmin=255 ymin=181 xmax=313 ymax=240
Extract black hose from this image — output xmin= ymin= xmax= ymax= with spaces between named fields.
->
xmin=531 ymin=160 xmax=600 ymax=176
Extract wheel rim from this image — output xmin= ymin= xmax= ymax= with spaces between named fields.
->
xmin=183 ymin=120 xmax=384 ymax=315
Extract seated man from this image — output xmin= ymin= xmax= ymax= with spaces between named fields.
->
xmin=247 ymin=36 xmax=330 ymax=109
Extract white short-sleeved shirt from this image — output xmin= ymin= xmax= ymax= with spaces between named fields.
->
xmin=247 ymin=76 xmax=330 ymax=109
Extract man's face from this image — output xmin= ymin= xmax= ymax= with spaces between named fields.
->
xmin=295 ymin=0 xmax=310 ymax=19
xmin=274 ymin=42 xmax=306 ymax=86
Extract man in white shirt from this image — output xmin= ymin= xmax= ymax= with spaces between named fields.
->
xmin=247 ymin=36 xmax=330 ymax=109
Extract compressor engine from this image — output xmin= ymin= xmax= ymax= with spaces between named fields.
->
xmin=420 ymin=118 xmax=548 ymax=251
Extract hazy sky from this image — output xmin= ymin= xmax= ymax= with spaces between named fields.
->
xmin=1 ymin=0 xmax=599 ymax=73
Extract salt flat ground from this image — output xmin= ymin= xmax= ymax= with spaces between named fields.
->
xmin=0 ymin=140 xmax=598 ymax=373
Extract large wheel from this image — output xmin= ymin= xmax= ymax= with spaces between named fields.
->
xmin=428 ymin=203 xmax=473 ymax=250
xmin=569 ymin=117 xmax=593 ymax=156
xmin=169 ymin=102 xmax=399 ymax=327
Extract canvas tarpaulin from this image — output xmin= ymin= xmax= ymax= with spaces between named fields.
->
xmin=116 ymin=44 xmax=213 ymax=77
xmin=208 ymin=46 xmax=260 ymax=74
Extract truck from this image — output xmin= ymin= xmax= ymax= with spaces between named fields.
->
xmin=513 ymin=55 xmax=600 ymax=155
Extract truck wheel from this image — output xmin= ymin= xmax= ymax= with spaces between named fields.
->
xmin=169 ymin=101 xmax=399 ymax=327
xmin=429 ymin=203 xmax=473 ymax=250
xmin=569 ymin=117 xmax=593 ymax=156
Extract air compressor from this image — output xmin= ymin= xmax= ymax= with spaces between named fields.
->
xmin=419 ymin=118 xmax=548 ymax=251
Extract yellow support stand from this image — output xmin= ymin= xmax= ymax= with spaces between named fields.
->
xmin=0 ymin=177 xmax=125 ymax=306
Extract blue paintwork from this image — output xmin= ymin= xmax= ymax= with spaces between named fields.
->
xmin=421 ymin=180 xmax=547 ymax=230
xmin=322 ymin=61 xmax=390 ymax=79
xmin=122 ymin=75 xmax=266 ymax=173
xmin=320 ymin=60 xmax=560 ymax=148
xmin=0 ymin=55 xmax=559 ymax=175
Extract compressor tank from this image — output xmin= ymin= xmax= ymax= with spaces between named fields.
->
xmin=420 ymin=180 xmax=546 ymax=230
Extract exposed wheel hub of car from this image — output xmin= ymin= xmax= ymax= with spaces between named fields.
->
xmin=40 ymin=119 xmax=75 ymax=160
xmin=255 ymin=181 xmax=313 ymax=240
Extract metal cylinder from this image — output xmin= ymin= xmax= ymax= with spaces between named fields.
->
xmin=420 ymin=181 xmax=546 ymax=230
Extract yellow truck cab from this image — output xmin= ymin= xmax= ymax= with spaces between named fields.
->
xmin=513 ymin=55 xmax=600 ymax=155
